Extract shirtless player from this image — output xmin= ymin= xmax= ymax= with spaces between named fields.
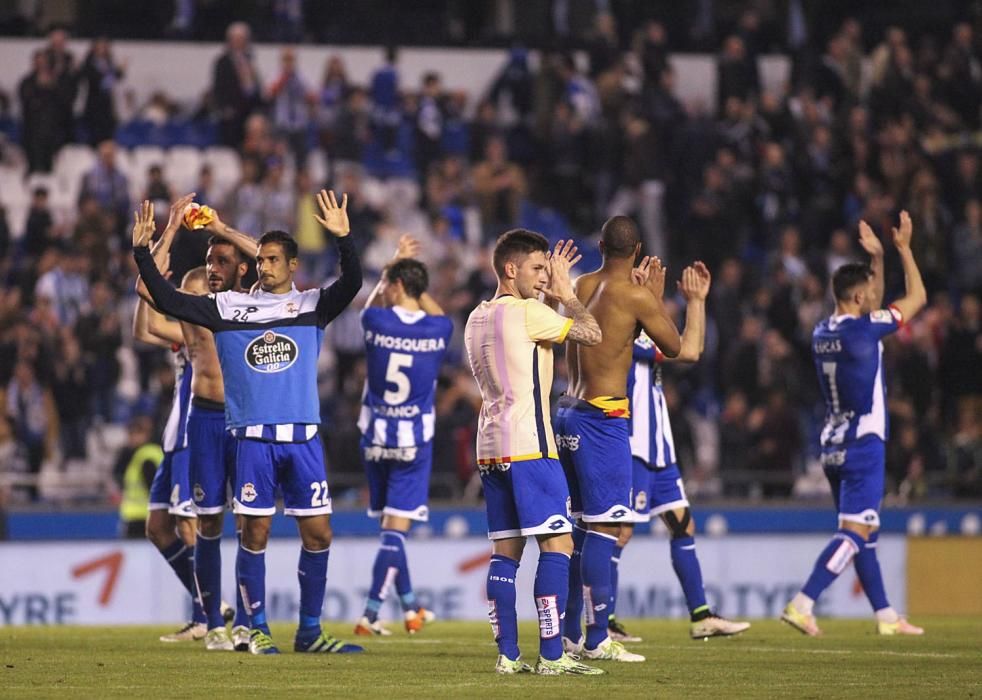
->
xmin=555 ymin=215 xmax=681 ymax=662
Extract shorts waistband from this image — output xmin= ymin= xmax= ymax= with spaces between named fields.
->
xmin=191 ymin=396 xmax=225 ymax=412
xmin=559 ymin=395 xmax=630 ymax=418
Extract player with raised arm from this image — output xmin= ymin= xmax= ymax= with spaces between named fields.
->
xmin=607 ymin=260 xmax=750 ymax=642
xmin=133 ymin=190 xmax=364 ymax=655
xmin=557 ymin=215 xmax=680 ymax=662
xmin=782 ymin=211 xmax=927 ymax=637
xmin=464 ymin=230 xmax=604 ymax=676
xmin=133 ymin=260 xmax=204 ymax=642
xmin=136 ymin=195 xmax=255 ymax=650
xmin=354 ymin=235 xmax=451 ymax=637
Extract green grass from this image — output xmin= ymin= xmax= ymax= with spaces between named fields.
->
xmin=1 ymin=618 xmax=980 ymax=699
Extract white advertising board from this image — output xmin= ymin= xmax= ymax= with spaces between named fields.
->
xmin=0 ymin=535 xmax=905 ymax=625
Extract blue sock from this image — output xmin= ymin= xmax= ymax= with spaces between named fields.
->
xmin=487 ymin=555 xmax=520 ymax=661
xmin=391 ymin=532 xmax=418 ymax=612
xmin=609 ymin=544 xmax=623 ymax=620
xmin=563 ymin=525 xmax=586 ymax=642
xmin=670 ymin=536 xmax=709 ymax=619
xmin=158 ymin=539 xmax=206 ymax=624
xmin=534 ymin=551 xmax=569 ymax=661
xmin=238 ymin=544 xmax=269 ymax=635
xmin=581 ymin=530 xmax=617 ymax=650
xmin=297 ymin=546 xmax=329 ymax=639
xmin=801 ymin=529 xmax=865 ymax=601
xmin=233 ymin=531 xmax=249 ymax=628
xmin=195 ymin=532 xmax=224 ymax=629
xmin=364 ymin=530 xmax=405 ymax=621
xmin=854 ymin=531 xmax=890 ymax=612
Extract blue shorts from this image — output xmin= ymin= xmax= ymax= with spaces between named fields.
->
xmin=362 ymin=438 xmax=432 ymax=522
xmin=187 ymin=405 xmax=237 ymax=515
xmin=629 ymin=457 xmax=689 ymax=522
xmin=822 ymin=435 xmax=884 ymax=528
xmin=148 ymin=449 xmax=194 ymax=517
xmin=555 ymin=401 xmax=633 ymax=523
xmin=481 ymin=458 xmax=572 ymax=540
xmin=233 ymin=435 xmax=331 ymax=517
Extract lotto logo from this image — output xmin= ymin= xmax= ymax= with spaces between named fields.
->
xmin=610 ymin=508 xmax=628 ymax=519
xmin=548 ymin=519 xmax=566 ymax=531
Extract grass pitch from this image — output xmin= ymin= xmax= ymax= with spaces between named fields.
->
xmin=1 ymin=618 xmax=979 ymax=699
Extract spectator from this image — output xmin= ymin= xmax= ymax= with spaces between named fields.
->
xmin=34 ymin=246 xmax=89 ymax=327
xmin=50 ymin=328 xmax=90 ymax=460
xmin=6 ymin=360 xmax=58 ymax=501
xmin=18 ymin=51 xmax=64 ymax=173
xmin=22 ymin=187 xmax=57 ymax=259
xmin=212 ymin=22 xmax=261 ymax=147
xmin=268 ymin=46 xmax=315 ymax=168
xmin=79 ymin=37 xmax=124 ymax=145
xmin=415 ymin=72 xmax=446 ymax=183
xmin=471 ymin=135 xmax=526 ymax=241
xmin=78 ymin=140 xmax=130 ymax=241
xmin=76 ymin=280 xmax=122 ymax=423
xmin=952 ymin=200 xmax=982 ymax=294
xmin=143 ymin=164 xmax=173 ymax=211
xmin=111 ymin=415 xmax=160 ymax=538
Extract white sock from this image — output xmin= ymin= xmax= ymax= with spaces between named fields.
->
xmin=875 ymin=607 xmax=899 ymax=623
xmin=791 ymin=592 xmax=815 ymax=616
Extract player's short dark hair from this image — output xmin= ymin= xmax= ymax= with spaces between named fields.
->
xmin=832 ymin=262 xmax=873 ymax=301
xmin=257 ymin=230 xmax=299 ymax=261
xmin=601 ymin=215 xmax=641 ymax=258
xmin=492 ymin=228 xmax=549 ymax=277
xmin=206 ymin=235 xmax=249 ymax=265
xmin=181 ymin=265 xmax=207 ymax=288
xmin=386 ymin=259 xmax=429 ymax=299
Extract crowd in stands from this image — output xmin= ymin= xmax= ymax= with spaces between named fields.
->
xmin=0 ymin=6 xmax=980 ymax=509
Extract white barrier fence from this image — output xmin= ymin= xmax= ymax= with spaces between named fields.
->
xmin=0 ymin=535 xmax=904 ymax=626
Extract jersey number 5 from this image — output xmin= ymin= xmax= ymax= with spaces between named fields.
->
xmin=384 ymin=352 xmax=413 ymax=404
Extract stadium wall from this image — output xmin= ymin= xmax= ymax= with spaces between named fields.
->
xmin=907 ymin=537 xmax=982 ymax=616
xmin=0 ymin=38 xmax=791 ymax=115
xmin=0 ymin=536 xmax=904 ymax=626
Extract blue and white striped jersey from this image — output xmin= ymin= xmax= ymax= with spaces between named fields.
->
xmin=161 ymin=345 xmax=192 ymax=453
xmin=135 ymin=237 xmax=362 ymax=442
xmin=358 ymin=306 xmax=452 ymax=448
xmin=812 ymin=308 xmax=902 ymax=446
xmin=627 ymin=333 xmax=677 ymax=468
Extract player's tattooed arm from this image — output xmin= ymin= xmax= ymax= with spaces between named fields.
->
xmin=889 ymin=210 xmax=927 ymax=321
xmin=561 ymin=295 xmax=602 ymax=346
xmin=542 ymin=240 xmax=601 ymax=346
xmin=858 ymin=219 xmax=885 ymax=309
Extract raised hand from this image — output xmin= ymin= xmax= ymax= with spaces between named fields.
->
xmin=858 ymin=219 xmax=884 ymax=258
xmin=645 ymin=256 xmax=666 ymax=301
xmin=132 ymin=200 xmax=155 ymax=247
xmin=632 ymin=256 xmax=652 ymax=285
xmin=679 ymin=261 xmax=711 ymax=301
xmin=892 ymin=210 xmax=913 ymax=250
xmin=543 ymin=239 xmax=581 ymax=302
xmin=394 ymin=234 xmax=421 ymax=260
xmin=314 ymin=189 xmax=350 ymax=237
xmin=166 ymin=192 xmax=196 ymax=233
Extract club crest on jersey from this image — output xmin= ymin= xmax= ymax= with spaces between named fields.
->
xmin=241 ymin=482 xmax=257 ymax=503
xmin=284 ymin=301 xmax=300 ymax=315
xmin=193 ymin=483 xmax=205 ymax=502
xmin=245 ymin=331 xmax=299 ymax=373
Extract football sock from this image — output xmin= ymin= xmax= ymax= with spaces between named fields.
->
xmin=563 ymin=525 xmax=587 ymax=642
xmin=534 ymin=551 xmax=570 ymax=661
xmin=801 ymin=529 xmax=865 ymax=603
xmin=670 ymin=536 xmax=709 ymax=620
xmin=854 ymin=532 xmax=896 ymax=620
xmin=364 ymin=530 xmax=405 ymax=622
xmin=608 ymin=544 xmax=623 ymax=620
xmin=238 ymin=544 xmax=269 ymax=635
xmin=389 ymin=530 xmax=419 ymax=612
xmin=298 ymin=546 xmax=329 ymax=635
xmin=195 ymin=532 xmax=225 ymax=629
xmin=158 ymin=539 xmax=206 ymax=624
xmin=233 ymin=530 xmax=249 ymax=628
xmin=582 ymin=530 xmax=617 ymax=650
xmin=487 ymin=555 xmax=520 ymax=661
